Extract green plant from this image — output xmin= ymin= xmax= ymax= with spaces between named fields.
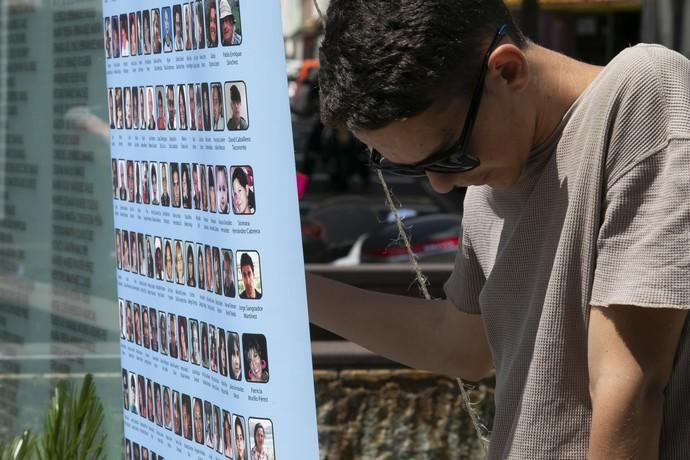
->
xmin=0 ymin=374 xmax=106 ymax=460
xmin=0 ymin=431 xmax=34 ymax=460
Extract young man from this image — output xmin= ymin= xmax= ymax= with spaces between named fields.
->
xmin=310 ymin=1 xmax=690 ymax=459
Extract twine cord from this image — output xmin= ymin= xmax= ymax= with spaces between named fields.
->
xmin=311 ymin=1 xmax=488 ymax=455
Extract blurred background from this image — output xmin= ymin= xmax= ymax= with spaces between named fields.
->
xmin=0 ymin=0 xmax=687 ymax=458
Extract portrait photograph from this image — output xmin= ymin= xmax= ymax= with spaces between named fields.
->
xmin=142 ymin=9 xmax=152 ymax=54
xmin=209 ymin=324 xmax=218 ymax=372
xmin=242 ymin=333 xmax=269 ymax=383
xmin=168 ymin=312 xmax=179 ymax=359
xmin=182 ymin=394 xmax=193 ymax=440
xmin=196 ymin=243 xmax=205 ymax=290
xmin=214 ymin=405 xmax=222 ymax=453
xmin=161 ymin=6 xmax=173 ymax=53
xmin=201 ymin=83 xmax=211 ymax=131
xmin=156 ymin=85 xmax=166 ymax=130
xmin=177 ymin=84 xmax=188 ymax=130
xmin=213 ymin=246 xmax=222 ymax=295
xmin=230 ymin=165 xmax=255 ymax=215
xmin=119 ymin=13 xmax=129 ymax=57
xmin=233 ymin=415 xmax=247 ymax=460
xmin=193 ymin=397 xmax=205 ymax=444
xmin=218 ymin=327 xmax=227 ymax=376
xmin=205 ymin=244 xmax=214 ymax=293
xmin=149 ymin=306 xmax=159 ymax=351
xmin=115 ymin=229 xmax=122 ymax=270
xmin=204 ymin=400 xmax=214 ymax=449
xmin=218 ymin=0 xmax=241 ymax=46
xmin=151 ymin=8 xmax=162 ymax=54
xmin=129 ymin=12 xmax=138 ymax=57
xmin=201 ymin=321 xmax=209 ymax=368
xmin=181 ymin=162 xmax=192 ymax=209
xmin=166 ymin=84 xmax=177 ymax=130
xmin=159 ymin=161 xmax=171 ymax=206
xmin=195 ymin=84 xmax=204 ymax=132
xmin=178 ymin=315 xmax=189 ymax=362
xmin=222 ymin=249 xmax=235 ymax=297
xmin=205 ymin=0 xmax=218 ymax=48
xmin=124 ymin=86 xmax=132 ymax=129
xmin=154 ymin=236 xmax=163 ymax=281
xmin=190 ymin=319 xmax=201 ymax=365
xmin=215 ymin=165 xmax=229 ymax=214
xmin=200 ymin=162 xmax=208 ymax=211
xmin=111 ymin=15 xmax=120 ymax=58
xmin=115 ymin=87 xmax=123 ymax=129
xmin=133 ymin=303 xmax=141 ymax=345
xmin=121 ymin=369 xmax=129 ymax=410
xmin=164 ymin=238 xmax=174 ymax=282
xmin=163 ymin=386 xmax=172 ymax=431
xmin=174 ymin=239 xmax=185 ymax=285
xmin=173 ymin=4 xmax=184 ymax=51
xmin=186 ymin=242 xmax=196 ymax=288
xmin=195 ymin=0 xmax=206 ymax=49
xmin=183 ymin=3 xmax=194 ymax=50
xmin=237 ymin=251 xmax=262 ymax=299
xmin=222 ymin=410 xmax=232 ymax=458
xmin=192 ymin=163 xmax=202 ymax=209
xmin=159 ymin=310 xmax=168 ymax=356
xmin=173 ymin=390 xmax=182 ymax=436
xmin=170 ymin=162 xmax=181 ymax=208
xmin=141 ymin=305 xmax=150 ymax=349
xmin=211 ymin=82 xmax=225 ymax=131
xmin=248 ymin=418 xmax=276 ymax=460
xmin=104 ymin=17 xmax=111 ymax=59
xmin=228 ymin=331 xmax=242 ymax=381
xmin=224 ymin=81 xmax=248 ymax=130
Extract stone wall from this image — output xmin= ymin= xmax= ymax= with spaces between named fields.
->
xmin=315 ymin=369 xmax=495 ymax=459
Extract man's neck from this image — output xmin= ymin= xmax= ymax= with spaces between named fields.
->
xmin=525 ymin=45 xmax=603 ymax=148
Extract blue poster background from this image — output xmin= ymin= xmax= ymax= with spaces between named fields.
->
xmin=102 ymin=0 xmax=319 ymax=457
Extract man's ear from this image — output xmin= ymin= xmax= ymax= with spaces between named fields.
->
xmin=487 ymin=44 xmax=529 ymax=92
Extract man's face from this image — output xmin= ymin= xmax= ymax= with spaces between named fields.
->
xmin=231 ymin=100 xmax=241 ymax=121
xmin=221 ymin=17 xmax=233 ymax=43
xmin=241 ymin=264 xmax=254 ymax=292
xmin=167 ymin=88 xmax=175 ymax=122
xmin=354 ymin=85 xmax=534 ymax=191
xmin=193 ymin=169 xmax=199 ymax=191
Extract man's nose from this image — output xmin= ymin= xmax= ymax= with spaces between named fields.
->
xmin=424 ymin=170 xmax=456 ymax=194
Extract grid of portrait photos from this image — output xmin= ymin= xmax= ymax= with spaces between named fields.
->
xmin=112 ymin=160 xmax=256 ymax=216
xmin=103 ymin=0 xmax=242 ymax=60
xmin=107 ymin=81 xmax=249 ymax=132
xmin=122 ymin=368 xmax=276 ymax=459
xmin=115 ymin=229 xmax=263 ymax=300
xmin=119 ymin=300 xmax=269 ymax=383
xmin=123 ymin=439 xmax=161 ymax=460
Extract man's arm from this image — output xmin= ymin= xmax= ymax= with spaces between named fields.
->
xmin=306 ymin=272 xmax=494 ymax=381
xmin=588 ymin=305 xmax=688 ymax=459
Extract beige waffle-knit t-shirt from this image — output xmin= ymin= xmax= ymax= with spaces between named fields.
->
xmin=445 ymin=44 xmax=690 ymax=459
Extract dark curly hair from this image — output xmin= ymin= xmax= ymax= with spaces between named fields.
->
xmin=319 ymin=0 xmax=526 ymax=130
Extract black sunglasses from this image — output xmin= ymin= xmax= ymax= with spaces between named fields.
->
xmin=370 ymin=24 xmax=508 ymax=177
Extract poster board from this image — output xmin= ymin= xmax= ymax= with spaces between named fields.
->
xmin=101 ymin=0 xmax=319 ymax=457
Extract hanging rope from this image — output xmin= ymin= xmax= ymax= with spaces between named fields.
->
xmin=310 ymin=1 xmax=488 ymax=455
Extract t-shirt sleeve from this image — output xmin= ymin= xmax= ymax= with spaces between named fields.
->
xmin=590 ymin=140 xmax=690 ymax=310
xmin=444 ymin=225 xmax=485 ymax=315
